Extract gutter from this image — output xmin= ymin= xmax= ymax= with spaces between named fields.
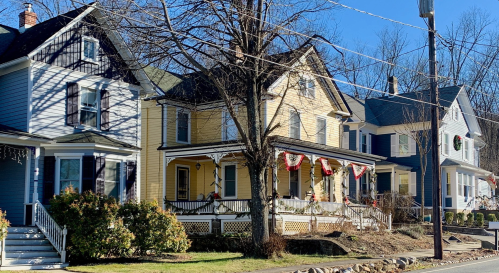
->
xmin=0 ymin=56 xmax=30 ymax=70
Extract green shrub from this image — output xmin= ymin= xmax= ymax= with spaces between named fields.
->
xmin=488 ymin=214 xmax=497 ymax=223
xmin=467 ymin=213 xmax=474 ymax=227
xmin=457 ymin=212 xmax=465 ymax=226
xmin=49 ymin=187 xmax=133 ymax=261
xmin=0 ymin=209 xmax=10 ymax=241
xmin=445 ymin=212 xmax=454 ymax=225
xmin=119 ymin=200 xmax=190 ymax=255
xmin=476 ymin=213 xmax=484 ymax=227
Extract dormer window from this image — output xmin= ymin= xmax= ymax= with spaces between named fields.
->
xmin=299 ymin=77 xmax=315 ymax=98
xmin=82 ymin=36 xmax=99 ymax=63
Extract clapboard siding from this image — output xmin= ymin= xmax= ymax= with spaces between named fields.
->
xmin=0 ymin=149 xmax=26 ymax=225
xmin=30 ymin=63 xmax=139 ymax=146
xmin=32 ymin=16 xmax=139 ymax=85
xmin=440 ymin=100 xmax=473 ymax=164
xmin=0 ymin=67 xmax=28 ymax=131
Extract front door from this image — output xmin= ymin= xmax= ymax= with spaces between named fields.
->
xmin=290 ymin=170 xmax=299 ymax=198
xmin=176 ymin=167 xmax=189 ymax=201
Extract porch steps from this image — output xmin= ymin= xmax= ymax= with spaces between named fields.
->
xmin=0 ymin=227 xmax=68 ymax=271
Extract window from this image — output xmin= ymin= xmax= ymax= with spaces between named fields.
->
xmin=80 ymin=87 xmax=98 ymax=128
xmin=316 ymin=118 xmax=326 ymax=145
xmin=453 ymin=107 xmax=459 ymax=121
xmin=299 ymin=77 xmax=315 ymax=98
xmin=289 ymin=111 xmax=300 ymax=139
xmin=360 ymin=174 xmax=368 ymax=196
xmin=399 ymin=135 xmax=409 ymax=155
xmin=82 ymin=36 xmax=99 ymax=63
xmin=289 ymin=170 xmax=299 ymax=197
xmin=443 ymin=133 xmax=450 ymax=156
xmin=458 ymin=173 xmax=463 ymax=196
xmin=399 ymin=174 xmax=409 ymax=195
xmin=223 ymin=164 xmax=237 ymax=198
xmin=446 ymin=173 xmax=451 ymax=196
xmin=222 ymin=110 xmax=237 ymax=141
xmin=105 ymin=161 xmax=121 ymax=200
xmin=60 ymin=159 xmax=80 ymax=192
xmin=464 ymin=139 xmax=469 ymax=161
xmin=177 ymin=109 xmax=190 ymax=143
xmin=361 ymin=134 xmax=367 ymax=153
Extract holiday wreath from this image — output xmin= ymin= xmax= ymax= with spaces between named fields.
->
xmin=453 ymin=135 xmax=462 ymax=151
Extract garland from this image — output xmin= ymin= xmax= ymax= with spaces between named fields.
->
xmin=277 ymin=199 xmax=342 ymax=216
xmin=164 ymin=198 xmax=252 ymax=218
xmin=453 ymin=135 xmax=462 ymax=151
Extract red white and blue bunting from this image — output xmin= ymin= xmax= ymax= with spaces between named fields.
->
xmin=486 ymin=173 xmax=497 ymax=191
xmin=319 ymin=158 xmax=333 ymax=176
xmin=284 ymin=152 xmax=305 ymax=171
xmin=351 ymin=163 xmax=368 ymax=180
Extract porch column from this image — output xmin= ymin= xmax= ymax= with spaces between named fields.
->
xmin=32 ymin=147 xmax=40 ymax=226
xmin=342 ymin=161 xmax=349 ymax=203
xmin=370 ymin=166 xmax=376 ymax=200
xmin=391 ymin=167 xmax=395 ymax=192
xmin=163 ymin=154 xmax=175 ymax=210
xmin=309 ymin=155 xmax=317 ymax=195
xmin=208 ymin=153 xmax=228 ymax=214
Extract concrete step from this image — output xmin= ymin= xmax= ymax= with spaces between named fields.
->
xmin=5 ymin=245 xmax=54 ymax=251
xmin=2 ymin=257 xmax=62 ymax=265
xmin=0 ymin=263 xmax=68 ymax=271
xmin=5 ymin=239 xmax=51 ymax=246
xmin=6 ymin=232 xmax=45 ymax=239
xmin=5 ymin=250 xmax=60 ymax=258
xmin=7 ymin=227 xmax=40 ymax=234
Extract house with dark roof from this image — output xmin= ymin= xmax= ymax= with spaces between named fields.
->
xmin=140 ymin=45 xmax=392 ymax=235
xmin=0 ymin=3 xmax=153 ymax=269
xmin=343 ymin=80 xmax=494 ymax=214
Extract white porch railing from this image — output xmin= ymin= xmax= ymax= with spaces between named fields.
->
xmin=34 ymin=201 xmax=67 ymax=263
xmin=278 ymin=199 xmax=312 ymax=214
xmin=0 ymin=227 xmax=5 ymax=266
xmin=168 ymin=201 xmax=214 ymax=214
xmin=218 ymin=200 xmax=251 ymax=213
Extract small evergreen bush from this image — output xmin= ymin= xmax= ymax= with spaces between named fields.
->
xmin=467 ymin=213 xmax=474 ymax=227
xmin=457 ymin=212 xmax=465 ymax=226
xmin=0 ymin=209 xmax=10 ymax=241
xmin=488 ymin=213 xmax=497 ymax=223
xmin=445 ymin=212 xmax=454 ymax=225
xmin=476 ymin=213 xmax=484 ymax=227
xmin=119 ymin=200 xmax=190 ymax=255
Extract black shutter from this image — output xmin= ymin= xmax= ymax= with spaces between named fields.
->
xmin=42 ymin=156 xmax=56 ymax=204
xmin=66 ymin=82 xmax=79 ymax=126
xmin=126 ymin=161 xmax=137 ymax=201
xmin=95 ymin=157 xmax=106 ymax=194
xmin=82 ymin=156 xmax=95 ymax=193
xmin=100 ymin=89 xmax=110 ymax=131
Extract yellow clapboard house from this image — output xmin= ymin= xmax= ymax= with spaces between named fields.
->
xmin=141 ymin=45 xmax=389 ymax=234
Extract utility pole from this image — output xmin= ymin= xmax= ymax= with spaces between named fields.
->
xmin=420 ymin=0 xmax=443 ymax=259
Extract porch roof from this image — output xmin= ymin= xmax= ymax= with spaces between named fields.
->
xmin=52 ymin=131 xmax=140 ymax=150
xmin=441 ymin=158 xmax=491 ymax=176
xmin=160 ymin=136 xmax=386 ymax=165
xmin=374 ymin=160 xmax=412 ymax=171
xmin=0 ymin=124 xmax=52 ymax=142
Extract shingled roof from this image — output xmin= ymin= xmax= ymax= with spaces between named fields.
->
xmin=0 ymin=124 xmax=51 ymax=140
xmin=0 ymin=5 xmax=89 ymax=64
xmin=53 ymin=131 xmax=140 ymax=150
xmin=345 ymin=86 xmax=463 ymax=126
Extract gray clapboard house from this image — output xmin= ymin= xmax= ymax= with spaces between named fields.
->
xmin=0 ymin=3 xmax=153 ymax=269
xmin=342 ymin=81 xmax=493 ymax=213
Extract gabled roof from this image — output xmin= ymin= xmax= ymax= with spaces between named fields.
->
xmin=347 ymin=86 xmax=464 ymax=127
xmin=53 ymin=131 xmax=139 ymax=150
xmin=0 ymin=3 xmax=154 ymax=94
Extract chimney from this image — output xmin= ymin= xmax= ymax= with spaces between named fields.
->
xmin=388 ymin=76 xmax=398 ymax=97
xmin=229 ymin=40 xmax=243 ymax=63
xmin=19 ymin=3 xmax=37 ymax=33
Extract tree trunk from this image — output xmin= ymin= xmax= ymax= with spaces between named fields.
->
xmin=248 ymin=163 xmax=270 ymax=256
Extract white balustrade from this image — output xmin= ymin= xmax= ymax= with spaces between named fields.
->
xmin=218 ymin=200 xmax=251 ymax=213
xmin=279 ymin=199 xmax=312 ymax=214
xmin=34 ymin=201 xmax=67 ymax=263
xmin=168 ymin=201 xmax=214 ymax=214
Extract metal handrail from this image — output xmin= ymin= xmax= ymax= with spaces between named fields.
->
xmin=34 ymin=201 xmax=67 ymax=263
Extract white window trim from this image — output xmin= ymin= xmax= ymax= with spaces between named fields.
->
xmin=104 ymin=158 xmax=123 ymax=203
xmin=77 ymin=85 xmax=101 ymax=130
xmin=176 ymin=108 xmax=191 ymax=144
xmin=174 ymin=164 xmax=190 ymax=201
xmin=55 ymin=155 xmax=83 ymax=195
xmin=298 ymin=75 xmax=315 ymax=99
xmin=360 ymin=132 xmax=368 ymax=153
xmin=398 ymin=134 xmax=410 ymax=157
xmin=221 ymin=162 xmax=238 ymax=199
xmin=289 ymin=168 xmax=301 ymax=199
xmin=221 ymin=107 xmax=238 ymax=141
xmin=453 ymin=106 xmax=460 ymax=121
xmin=81 ymin=36 xmax=99 ymax=64
xmin=316 ymin=116 xmax=327 ymax=145
xmin=463 ymin=138 xmax=470 ymax=162
xmin=442 ymin=132 xmax=450 ymax=156
xmin=289 ymin=109 xmax=301 ymax=140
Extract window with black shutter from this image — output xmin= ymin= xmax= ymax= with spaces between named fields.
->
xmin=126 ymin=161 xmax=137 ymax=201
xmin=42 ymin=156 xmax=56 ymax=204
xmin=95 ymin=157 xmax=106 ymax=194
xmin=100 ymin=89 xmax=110 ymax=131
xmin=66 ymin=83 xmax=79 ymax=126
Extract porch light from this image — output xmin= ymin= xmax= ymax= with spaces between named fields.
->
xmin=196 ymin=162 xmax=201 ymax=170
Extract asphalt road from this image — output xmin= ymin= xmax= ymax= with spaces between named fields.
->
xmin=410 ymin=257 xmax=499 ymax=273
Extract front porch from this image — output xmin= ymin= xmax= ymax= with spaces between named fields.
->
xmin=157 ymin=136 xmax=389 ymax=234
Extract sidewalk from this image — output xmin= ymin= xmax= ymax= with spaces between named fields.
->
xmin=246 ymin=240 xmax=482 ymax=273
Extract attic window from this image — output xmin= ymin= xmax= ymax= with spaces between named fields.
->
xmin=82 ymin=36 xmax=99 ymax=63
xmin=299 ymin=77 xmax=315 ymax=98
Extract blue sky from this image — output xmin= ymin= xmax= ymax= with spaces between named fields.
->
xmin=332 ymin=0 xmax=499 ymax=48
